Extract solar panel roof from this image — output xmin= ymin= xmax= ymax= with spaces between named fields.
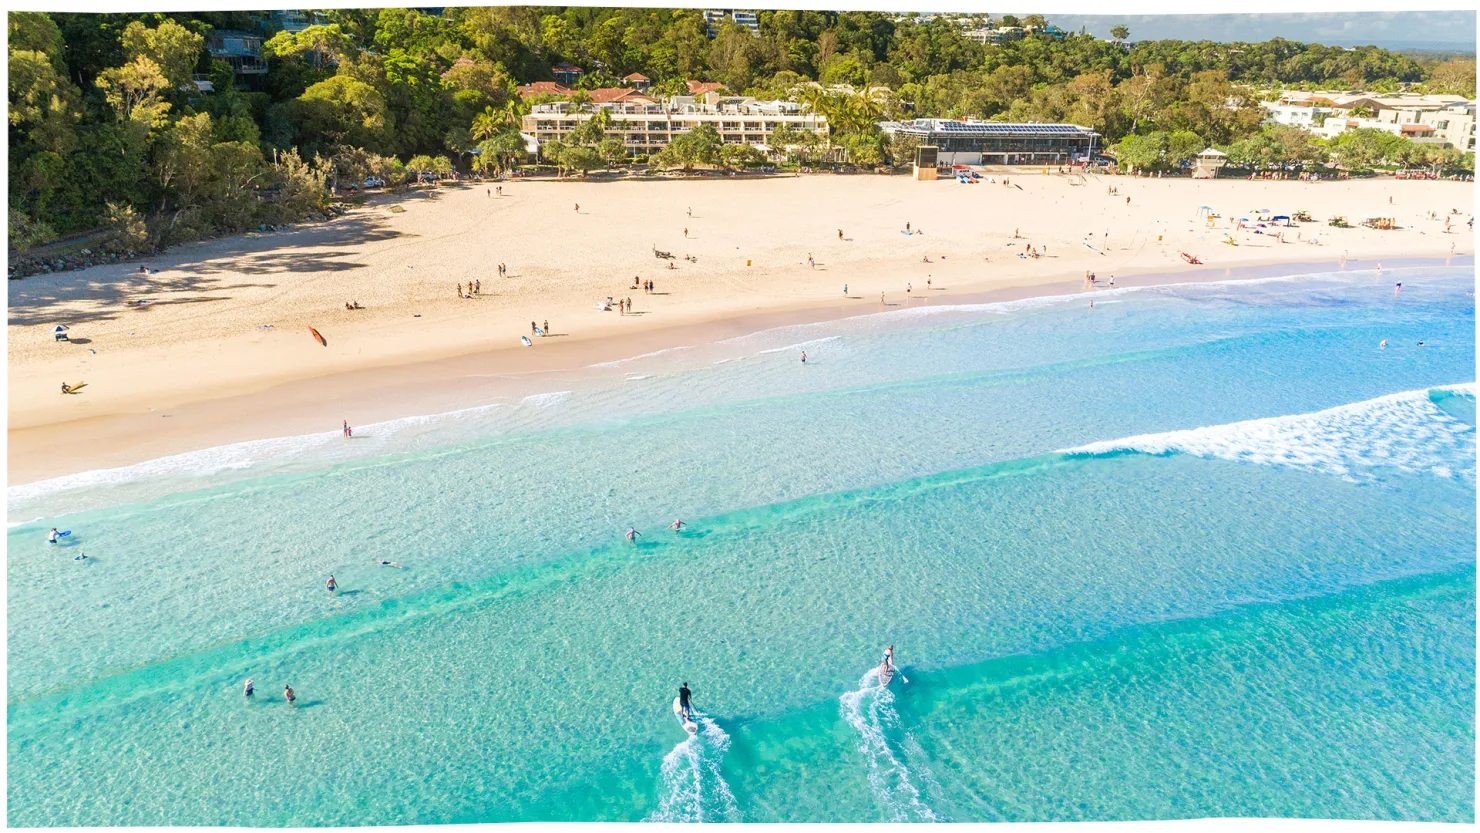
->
xmin=882 ymin=119 xmax=1095 ymax=136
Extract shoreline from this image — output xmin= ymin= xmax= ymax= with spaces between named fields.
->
xmin=8 ymin=252 xmax=1464 ymax=487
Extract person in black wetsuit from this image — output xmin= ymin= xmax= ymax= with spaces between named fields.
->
xmin=679 ymin=683 xmax=693 ymax=721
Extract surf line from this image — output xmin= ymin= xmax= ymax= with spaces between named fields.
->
xmin=840 ymin=667 xmax=945 ymax=822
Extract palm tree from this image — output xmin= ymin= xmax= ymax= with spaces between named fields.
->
xmin=471 ymin=107 xmax=502 ymax=141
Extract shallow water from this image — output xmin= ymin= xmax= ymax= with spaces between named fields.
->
xmin=8 ymin=265 xmax=1475 ymax=825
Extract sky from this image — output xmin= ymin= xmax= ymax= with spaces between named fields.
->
xmin=1020 ymin=12 xmax=1477 ymax=52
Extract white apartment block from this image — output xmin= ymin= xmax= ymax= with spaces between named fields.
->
xmin=705 ymin=9 xmax=759 ymax=36
xmin=523 ymin=95 xmax=827 ymax=157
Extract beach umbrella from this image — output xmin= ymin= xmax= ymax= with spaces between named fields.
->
xmin=52 ymin=325 xmax=68 ymax=333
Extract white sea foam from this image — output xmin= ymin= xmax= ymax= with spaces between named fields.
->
xmin=645 ymin=713 xmax=739 ymax=823
xmin=518 ymin=390 xmax=572 ymax=408
xmin=755 ymin=335 xmax=842 ymax=356
xmin=1062 ymin=383 xmax=1477 ymax=482
xmin=839 ymin=670 xmax=944 ymax=822
xmin=7 ymin=403 xmax=502 ymax=513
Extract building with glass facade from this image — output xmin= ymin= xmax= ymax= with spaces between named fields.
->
xmin=877 ymin=119 xmax=1098 ymax=165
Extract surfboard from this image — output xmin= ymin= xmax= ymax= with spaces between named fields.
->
xmin=59 ymin=530 xmax=72 ymax=537
xmin=62 ymin=382 xmax=87 ymax=394
xmin=673 ymin=696 xmax=698 ymax=734
xmin=533 ymin=327 xmax=545 ymax=337
xmin=309 ymin=326 xmax=327 ymax=347
xmin=520 ymin=336 xmax=532 ymax=347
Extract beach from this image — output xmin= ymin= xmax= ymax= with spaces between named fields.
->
xmin=9 ymin=260 xmax=1474 ymax=824
xmin=8 ymin=173 xmax=1471 ymax=482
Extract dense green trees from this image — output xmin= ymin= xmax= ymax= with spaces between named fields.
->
xmin=9 ymin=7 xmax=1474 ymax=253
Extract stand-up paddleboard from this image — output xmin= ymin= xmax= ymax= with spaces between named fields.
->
xmin=309 ymin=326 xmax=327 ymax=347
xmin=533 ymin=327 xmax=545 ymax=337
xmin=673 ymin=697 xmax=698 ymax=734
xmin=878 ymin=664 xmax=895 ymax=687
xmin=520 ymin=335 xmax=533 ymax=347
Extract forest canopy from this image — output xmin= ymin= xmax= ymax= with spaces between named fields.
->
xmin=9 ymin=7 xmax=1476 ymax=250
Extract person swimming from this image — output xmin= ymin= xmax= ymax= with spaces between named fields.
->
xmin=244 ymin=679 xmax=255 ymax=698
xmin=284 ymin=684 xmax=296 ymax=705
xmin=626 ymin=527 xmax=641 ymax=543
xmin=679 ymin=682 xmax=694 ymax=721
xmin=800 ymin=351 xmax=807 ymax=364
xmin=74 ymin=553 xmax=88 ymax=561
xmin=326 ymin=575 xmax=337 ymax=593
xmin=1380 ymin=339 xmax=1388 ymax=348
xmin=668 ymin=519 xmax=686 ymax=530
xmin=47 ymin=528 xmax=59 ymax=544
xmin=376 ymin=560 xmax=404 ymax=568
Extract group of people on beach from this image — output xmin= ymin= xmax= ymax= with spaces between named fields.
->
xmin=457 ymin=280 xmax=481 ymax=299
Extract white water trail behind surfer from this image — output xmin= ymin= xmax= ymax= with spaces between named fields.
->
xmin=646 ymin=692 xmax=739 ymax=822
xmin=840 ymin=655 xmax=943 ymax=822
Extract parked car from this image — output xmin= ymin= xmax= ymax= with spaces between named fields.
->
xmin=363 ymin=176 xmax=383 ymax=188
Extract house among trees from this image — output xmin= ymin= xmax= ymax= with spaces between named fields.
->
xmin=623 ymin=73 xmax=652 ymax=90
xmin=551 ymin=63 xmax=584 ymax=86
xmin=208 ymin=30 xmax=268 ymax=89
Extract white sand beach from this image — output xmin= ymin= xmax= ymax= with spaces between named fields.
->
xmin=8 ymin=172 xmax=1471 ymax=482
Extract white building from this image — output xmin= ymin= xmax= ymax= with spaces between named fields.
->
xmin=705 ymin=9 xmax=759 ymax=36
xmin=523 ymin=92 xmax=826 ymax=158
xmin=1418 ymin=100 xmax=1476 ymax=153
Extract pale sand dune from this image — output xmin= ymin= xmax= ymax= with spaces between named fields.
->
xmin=8 ymin=173 xmax=1471 ymax=481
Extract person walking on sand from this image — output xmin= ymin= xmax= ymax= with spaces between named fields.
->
xmin=456 ymin=283 xmax=463 ymax=299
xmin=880 ymin=292 xmax=886 ymax=305
xmin=326 ymin=575 xmax=337 ymax=593
xmin=543 ymin=320 xmax=549 ymax=335
xmin=474 ymin=279 xmax=480 ymax=295
xmin=808 ymin=254 xmax=815 ymax=269
xmin=531 ymin=321 xmax=537 ymax=335
xmin=284 ymin=684 xmax=296 ymax=705
xmin=575 ymin=203 xmax=580 ymax=212
xmin=687 ymin=207 xmax=692 ymax=218
xmin=683 ymin=228 xmax=688 ymax=238
xmin=843 ymin=284 xmax=848 ymax=296
xmin=838 ymin=229 xmax=843 ymax=240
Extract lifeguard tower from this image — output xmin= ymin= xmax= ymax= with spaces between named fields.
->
xmin=913 ymin=145 xmax=939 ymax=181
xmin=1192 ymin=148 xmax=1228 ymax=179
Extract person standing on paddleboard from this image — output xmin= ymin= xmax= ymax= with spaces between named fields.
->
xmin=879 ymin=645 xmax=898 ymax=686
xmin=679 ymin=683 xmax=694 ymax=722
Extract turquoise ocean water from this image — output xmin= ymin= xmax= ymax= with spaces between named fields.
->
xmin=8 ymin=264 xmax=1475 ymax=824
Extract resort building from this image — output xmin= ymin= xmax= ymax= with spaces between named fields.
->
xmin=1419 ymin=100 xmax=1476 ymax=152
xmin=522 ymin=92 xmax=827 ymax=158
xmin=705 ymin=9 xmax=760 ymax=36
xmin=1263 ymin=90 xmax=1468 ymax=128
xmin=877 ymin=119 xmax=1099 ymax=165
xmin=1314 ymin=115 xmax=1440 ymax=143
